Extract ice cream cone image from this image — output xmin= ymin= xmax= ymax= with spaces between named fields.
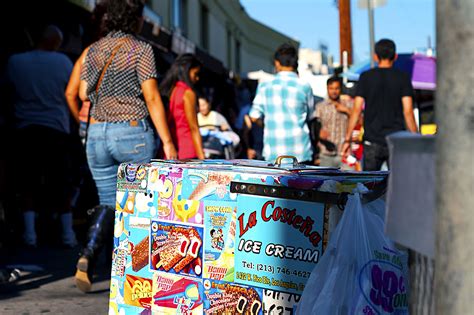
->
xmin=189 ymin=180 xmax=219 ymax=200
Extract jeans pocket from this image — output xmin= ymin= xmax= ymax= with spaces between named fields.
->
xmin=114 ymin=131 xmax=155 ymax=163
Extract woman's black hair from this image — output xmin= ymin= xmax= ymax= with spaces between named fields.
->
xmin=160 ymin=53 xmax=203 ymax=98
xmin=89 ymin=0 xmax=109 ymax=42
xmin=104 ymin=0 xmax=144 ymax=34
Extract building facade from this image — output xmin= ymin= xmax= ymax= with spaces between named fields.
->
xmin=298 ymin=46 xmax=334 ymax=75
xmin=148 ymin=0 xmax=299 ymax=74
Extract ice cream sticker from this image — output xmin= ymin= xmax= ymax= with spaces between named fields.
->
xmin=152 ymin=272 xmax=204 ymax=315
xmin=182 ymin=170 xmax=234 ymax=201
xmin=203 ymin=201 xmax=237 ymax=282
xmin=117 ymin=164 xmax=149 ymax=195
xmin=150 ymin=221 xmax=204 ymax=278
xmin=203 ymin=279 xmax=263 ymax=315
xmin=124 ymin=274 xmax=153 ymax=309
xmin=153 ymin=168 xmax=204 ymax=225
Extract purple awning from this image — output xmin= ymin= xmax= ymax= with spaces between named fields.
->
xmin=411 ymin=54 xmax=436 ymax=90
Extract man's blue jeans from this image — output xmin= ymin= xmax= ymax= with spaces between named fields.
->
xmin=86 ymin=119 xmax=156 ymax=206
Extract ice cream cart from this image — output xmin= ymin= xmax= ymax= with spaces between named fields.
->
xmin=109 ymin=157 xmax=387 ymax=314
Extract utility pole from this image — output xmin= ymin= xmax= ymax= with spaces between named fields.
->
xmin=358 ymin=0 xmax=386 ymax=67
xmin=367 ymin=0 xmax=375 ymax=67
xmin=339 ymin=0 xmax=353 ymax=65
xmin=435 ymin=0 xmax=474 ymax=314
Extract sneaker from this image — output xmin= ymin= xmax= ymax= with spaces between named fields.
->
xmin=75 ymin=256 xmax=92 ymax=293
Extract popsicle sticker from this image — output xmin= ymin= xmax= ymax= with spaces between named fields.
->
xmin=154 ymin=283 xmax=200 ymax=305
xmin=152 ymin=273 xmax=204 ymax=314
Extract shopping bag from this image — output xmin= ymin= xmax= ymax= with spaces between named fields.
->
xmin=297 ymin=193 xmax=409 ymax=315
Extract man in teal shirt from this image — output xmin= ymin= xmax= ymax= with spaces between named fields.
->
xmin=249 ymin=43 xmax=314 ymax=164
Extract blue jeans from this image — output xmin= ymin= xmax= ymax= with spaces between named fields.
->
xmin=86 ymin=119 xmax=156 ymax=206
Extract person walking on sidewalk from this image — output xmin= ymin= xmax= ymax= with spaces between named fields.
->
xmin=7 ymin=25 xmax=77 ymax=248
xmin=65 ymin=46 xmax=92 ymax=144
xmin=342 ymin=39 xmax=418 ymax=170
xmin=249 ymin=43 xmax=314 ymax=164
xmin=75 ymin=0 xmax=177 ymax=292
xmin=313 ymin=76 xmax=353 ymax=168
xmin=160 ymin=54 xmax=205 ymax=159
xmin=65 ymin=1 xmax=108 ymax=144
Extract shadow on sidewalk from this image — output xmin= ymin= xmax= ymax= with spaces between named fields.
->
xmin=0 ymin=245 xmax=111 ymax=300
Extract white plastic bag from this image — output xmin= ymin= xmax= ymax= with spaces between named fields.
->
xmin=297 ymin=194 xmax=409 ymax=315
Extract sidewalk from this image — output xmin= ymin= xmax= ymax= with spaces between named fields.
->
xmin=0 ymin=246 xmax=110 ymax=314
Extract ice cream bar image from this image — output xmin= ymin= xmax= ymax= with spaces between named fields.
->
xmin=161 ymin=232 xmax=190 ymax=271
xmin=173 ymin=230 xmax=202 ymax=273
xmin=250 ymin=300 xmax=262 ymax=315
xmin=131 ymin=235 xmax=149 ymax=272
xmin=236 ymin=296 xmax=248 ymax=314
xmin=154 ymin=283 xmax=200 ymax=302
xmin=189 ymin=237 xmax=201 ymax=258
xmin=178 ymin=234 xmax=191 ymax=256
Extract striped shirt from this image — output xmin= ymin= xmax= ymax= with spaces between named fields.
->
xmin=249 ymin=71 xmax=314 ymax=162
xmin=81 ymin=31 xmax=157 ymax=122
xmin=314 ymin=98 xmax=353 ymax=156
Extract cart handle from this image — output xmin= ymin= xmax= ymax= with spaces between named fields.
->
xmin=274 ymin=155 xmax=300 ymax=168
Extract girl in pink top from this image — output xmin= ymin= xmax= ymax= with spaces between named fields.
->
xmin=161 ymin=54 xmax=205 ymax=159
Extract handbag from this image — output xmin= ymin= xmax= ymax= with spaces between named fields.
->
xmin=84 ymin=38 xmax=128 ymax=145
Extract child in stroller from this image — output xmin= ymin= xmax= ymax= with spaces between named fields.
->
xmin=198 ymin=96 xmax=240 ymax=159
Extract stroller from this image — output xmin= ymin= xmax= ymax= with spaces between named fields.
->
xmin=199 ymin=125 xmax=240 ymax=159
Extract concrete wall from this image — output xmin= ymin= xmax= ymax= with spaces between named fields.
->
xmin=149 ymin=0 xmax=298 ymax=74
xmin=208 ymin=13 xmax=227 ymax=66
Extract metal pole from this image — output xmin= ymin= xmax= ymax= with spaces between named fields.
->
xmin=435 ymin=0 xmax=474 ymax=314
xmin=368 ymin=0 xmax=375 ymax=68
xmin=342 ymin=50 xmax=348 ymax=85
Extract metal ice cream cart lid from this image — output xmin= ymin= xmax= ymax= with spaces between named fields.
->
xmin=153 ymin=155 xmax=385 ymax=174
xmin=151 ymin=156 xmax=388 ymax=206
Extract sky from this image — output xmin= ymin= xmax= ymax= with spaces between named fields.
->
xmin=240 ymin=0 xmax=435 ymax=63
